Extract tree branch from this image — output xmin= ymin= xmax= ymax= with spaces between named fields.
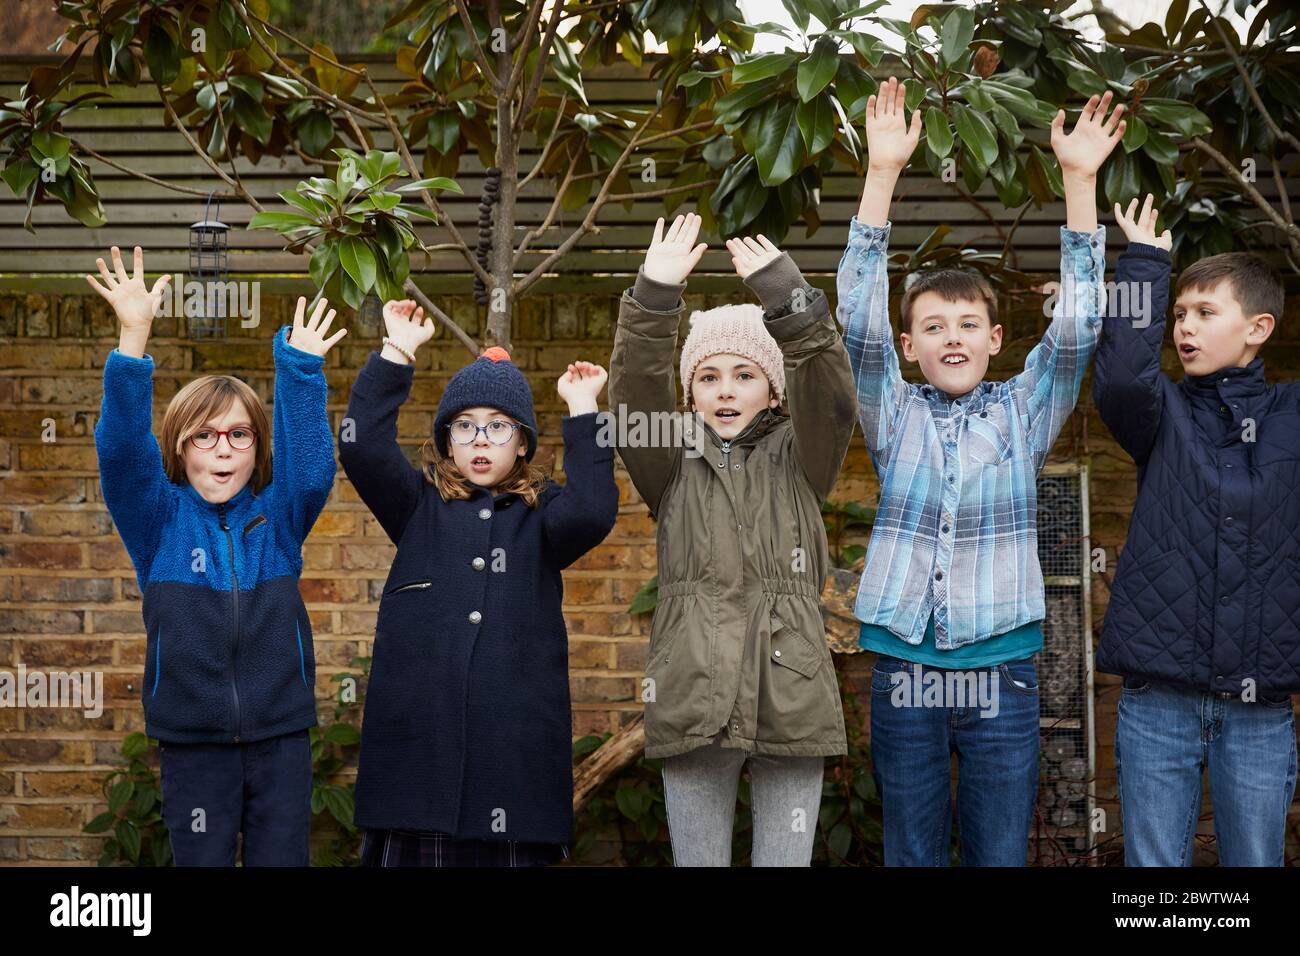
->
xmin=515 ymin=0 xmax=567 ymax=138
xmin=453 ymin=0 xmax=501 ymax=90
xmin=359 ymin=69 xmax=493 ymax=288
xmin=1200 ymin=2 xmax=1300 ymax=154
xmin=74 ymin=141 xmax=238 ymax=198
xmin=607 ymin=179 xmax=719 ymax=202
xmin=1192 ymin=136 xmax=1300 ymax=259
xmin=504 ymin=0 xmax=547 ymax=99
xmin=513 ymin=103 xmax=664 ymax=295
xmin=517 ymin=92 xmax=568 ymax=189
xmin=514 ymin=149 xmax=576 ymax=264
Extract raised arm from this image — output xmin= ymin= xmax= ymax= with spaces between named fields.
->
xmin=608 ymin=214 xmax=705 ymax=517
xmin=337 ymin=299 xmax=431 ymax=544
xmin=271 ymin=296 xmax=346 ymax=545
xmin=1013 ymin=91 xmax=1125 ymax=466
xmin=729 ymin=237 xmax=856 ymax=499
xmin=1092 ymin=194 xmax=1173 ymax=464
xmin=839 ymin=78 xmax=921 ymax=463
xmin=88 ymin=246 xmax=175 ymax=584
xmin=543 ymin=362 xmax=619 ymax=568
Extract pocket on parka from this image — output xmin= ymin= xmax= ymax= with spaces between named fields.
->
xmin=769 ymin=611 xmax=823 ymax=678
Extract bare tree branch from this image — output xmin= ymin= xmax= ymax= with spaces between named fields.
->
xmin=515 ymin=0 xmax=567 ymax=138
xmin=505 ymin=0 xmax=547 ymax=99
xmin=607 ymin=179 xmax=719 ymax=202
xmin=1193 ymin=136 xmax=1300 ymax=259
xmin=74 ymin=141 xmax=238 ymax=198
xmin=1200 ymin=2 xmax=1300 ymax=154
xmin=454 ymin=0 xmax=502 ymax=90
xmin=514 ymin=149 xmax=577 ymax=264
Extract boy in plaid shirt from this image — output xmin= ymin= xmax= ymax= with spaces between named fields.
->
xmin=839 ymin=78 xmax=1124 ymax=865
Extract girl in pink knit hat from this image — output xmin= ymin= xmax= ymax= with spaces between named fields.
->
xmin=610 ymin=213 xmax=858 ymax=866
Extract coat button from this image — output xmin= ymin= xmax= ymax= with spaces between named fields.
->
xmin=472 ymin=557 xmax=485 ymax=570
xmin=478 ymin=508 xmax=491 ymax=519
xmin=774 ymin=649 xmax=782 ymax=658
xmin=468 ymin=610 xmax=482 ymax=623
xmin=1224 ymin=516 xmax=1233 ymax=525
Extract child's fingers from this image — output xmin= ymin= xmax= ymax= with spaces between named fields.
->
xmin=132 ymin=246 xmax=144 ymax=281
xmin=317 ymin=308 xmax=337 ymax=337
xmin=683 ymin=212 xmax=701 ymax=246
xmin=293 ymin=295 xmax=307 ymax=327
xmin=865 ymin=94 xmax=876 ymax=123
xmin=664 ymin=214 xmax=686 ymax=245
xmin=95 ymin=257 xmax=115 ymax=287
xmin=1105 ymin=102 xmax=1126 ymax=134
xmin=150 ymin=273 xmax=172 ymax=298
xmin=412 ymin=306 xmax=424 ymax=323
xmin=110 ymin=246 xmax=128 ymax=282
xmin=895 ymin=79 xmax=906 ymax=115
xmin=309 ymin=296 xmax=329 ymax=328
xmin=1139 ymin=193 xmax=1154 ymax=225
xmin=1051 ymin=108 xmax=1066 ymax=135
xmin=323 ymin=328 xmax=347 ymax=350
xmin=687 ymin=242 xmax=707 ymax=272
xmin=909 ymin=108 xmax=922 ymax=139
xmin=650 ymin=216 xmax=665 ymax=246
xmin=756 ymin=234 xmax=778 ymax=254
xmin=85 ymin=274 xmax=111 ymax=299
xmin=1080 ymin=94 xmax=1100 ymax=123
xmin=743 ymin=236 xmax=765 ymax=257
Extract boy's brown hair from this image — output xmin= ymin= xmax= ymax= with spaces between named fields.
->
xmin=1175 ymin=252 xmax=1284 ymax=324
xmin=160 ymin=375 xmax=272 ymax=492
xmin=901 ymin=269 xmax=998 ymax=331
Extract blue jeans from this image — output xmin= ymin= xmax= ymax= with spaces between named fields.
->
xmin=159 ymin=729 xmax=312 ymax=866
xmin=869 ymin=654 xmax=1041 ymax=866
xmin=1116 ymin=678 xmax=1297 ymax=866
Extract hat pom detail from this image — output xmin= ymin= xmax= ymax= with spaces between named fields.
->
xmin=481 ymin=346 xmax=512 ymax=363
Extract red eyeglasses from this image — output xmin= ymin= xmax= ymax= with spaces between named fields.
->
xmin=190 ymin=427 xmax=258 ymax=451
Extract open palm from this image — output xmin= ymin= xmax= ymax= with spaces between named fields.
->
xmin=643 ymin=214 xmax=707 ymax=285
xmin=85 ymin=246 xmax=171 ymax=329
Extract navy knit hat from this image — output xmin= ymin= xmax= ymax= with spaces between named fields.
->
xmin=433 ymin=346 xmax=538 ymax=460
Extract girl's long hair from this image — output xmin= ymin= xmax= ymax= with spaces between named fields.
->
xmin=420 ymin=434 xmax=549 ymax=507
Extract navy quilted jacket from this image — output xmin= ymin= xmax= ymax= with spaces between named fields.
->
xmin=1093 ymin=242 xmax=1300 ymax=694
xmin=339 ymin=352 xmax=619 ymax=844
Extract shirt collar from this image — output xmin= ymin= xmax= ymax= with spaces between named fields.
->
xmin=1183 ymin=357 xmax=1266 ymax=399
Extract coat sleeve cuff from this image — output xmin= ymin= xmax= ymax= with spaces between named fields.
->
xmin=629 ymin=267 xmax=686 ymax=312
xmin=744 ymin=252 xmax=808 ymax=313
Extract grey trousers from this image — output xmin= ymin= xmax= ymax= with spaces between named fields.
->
xmin=661 ymin=735 xmax=826 ymax=866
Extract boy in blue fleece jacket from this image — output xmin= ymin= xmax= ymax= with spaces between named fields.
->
xmin=89 ymin=246 xmax=345 ymax=866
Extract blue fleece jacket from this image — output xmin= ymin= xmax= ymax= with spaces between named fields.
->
xmin=95 ymin=326 xmax=335 ymax=743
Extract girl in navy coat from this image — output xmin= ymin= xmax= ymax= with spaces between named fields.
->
xmin=339 ymin=299 xmax=618 ymax=867
xmin=89 ymin=246 xmax=345 ymax=866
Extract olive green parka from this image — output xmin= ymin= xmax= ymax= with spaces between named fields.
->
xmin=609 ymin=254 xmax=858 ymax=759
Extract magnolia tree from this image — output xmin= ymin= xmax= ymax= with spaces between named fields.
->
xmin=4 ymin=0 xmax=1298 ymax=358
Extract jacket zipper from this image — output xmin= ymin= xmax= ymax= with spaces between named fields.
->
xmin=217 ymin=502 xmax=242 ymax=742
xmin=721 ymin=440 xmax=732 ymax=468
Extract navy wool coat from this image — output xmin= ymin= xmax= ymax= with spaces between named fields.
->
xmin=1093 ymin=242 xmax=1300 ymax=695
xmin=339 ymin=352 xmax=619 ymax=844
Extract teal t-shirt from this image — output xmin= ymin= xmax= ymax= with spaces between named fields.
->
xmin=859 ymin=613 xmax=1042 ymax=668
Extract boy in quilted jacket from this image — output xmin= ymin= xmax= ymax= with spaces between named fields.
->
xmin=1093 ymin=194 xmax=1298 ymax=866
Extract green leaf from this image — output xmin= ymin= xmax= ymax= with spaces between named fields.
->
xmin=324 ymin=722 xmax=361 ymax=746
xmin=248 ymin=211 xmax=316 ymax=232
xmin=297 ymin=111 xmax=335 ymax=157
xmin=1139 ymin=98 xmax=1212 ymax=138
xmin=1 ymin=159 xmax=39 ymax=198
xmin=84 ymin=811 xmax=116 ymax=834
xmin=1121 ymin=115 xmax=1148 ymax=153
xmin=1102 ymin=149 xmax=1139 ymax=208
xmin=940 ymin=6 xmax=975 ymax=69
xmin=309 ymin=241 xmax=339 ymax=289
xmin=716 ymin=77 xmax=782 ymax=125
xmin=1142 ymin=130 xmax=1178 ymax=166
xmin=107 ymin=777 xmax=134 ymax=812
xmin=115 ymin=819 xmax=141 ymax=862
xmin=339 ymin=236 xmax=377 ymax=293
xmin=754 ymin=100 xmax=805 ymax=185
xmin=1030 ymin=144 xmax=1063 ymax=200
xmin=30 ymin=130 xmax=70 ymax=160
xmin=796 ymin=38 xmax=838 ymax=102
xmin=550 ymin=35 xmax=588 ymax=105
xmin=796 ymin=96 xmax=835 ymax=154
xmin=731 ymin=52 xmax=798 ymax=86
xmin=924 ymin=106 xmax=953 ymax=158
xmin=951 ymin=103 xmax=999 ymax=168
xmin=396 ymin=176 xmax=462 ymax=194
xmin=143 ymin=23 xmax=181 ymax=85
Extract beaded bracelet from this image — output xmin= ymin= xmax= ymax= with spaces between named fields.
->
xmin=382 ymin=337 xmax=416 ymax=364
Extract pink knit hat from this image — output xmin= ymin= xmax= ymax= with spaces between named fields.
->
xmin=678 ymin=303 xmax=786 ymax=409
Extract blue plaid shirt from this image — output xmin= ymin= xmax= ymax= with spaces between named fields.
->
xmin=838 ymin=218 xmax=1105 ymax=649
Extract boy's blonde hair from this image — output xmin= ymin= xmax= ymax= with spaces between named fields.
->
xmin=160 ymin=375 xmax=272 ymax=493
xmin=420 ymin=434 xmax=549 ymax=507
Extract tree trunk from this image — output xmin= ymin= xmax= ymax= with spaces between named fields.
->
xmin=572 ymin=714 xmax=646 ymax=812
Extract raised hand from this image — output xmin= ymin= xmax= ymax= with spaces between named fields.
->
xmin=86 ymin=246 xmax=172 ymax=359
xmin=557 ymin=361 xmax=607 ymax=415
xmin=380 ymin=298 xmax=435 ymax=364
xmin=86 ymin=245 xmax=171 ymax=331
xmin=643 ymin=213 xmax=707 ymax=285
xmin=726 ymin=235 xmax=782 ymax=280
xmin=1114 ymin=194 xmax=1173 ymax=251
xmin=1051 ymin=91 xmax=1126 ymax=179
xmin=864 ymin=76 xmax=922 ymax=173
xmin=287 ymin=295 xmax=346 ymax=357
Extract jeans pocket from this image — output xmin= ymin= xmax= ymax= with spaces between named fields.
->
xmin=1260 ymin=692 xmax=1294 ymax=710
xmin=871 ymin=661 xmax=908 ymax=695
xmin=1121 ymin=676 xmax=1153 ymax=694
xmin=998 ymin=659 xmax=1039 ymax=697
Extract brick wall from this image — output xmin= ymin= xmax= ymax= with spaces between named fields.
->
xmin=2 ymin=281 xmax=1298 ymax=865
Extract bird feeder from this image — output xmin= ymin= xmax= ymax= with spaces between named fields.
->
xmin=189 ymin=193 xmax=231 ymax=339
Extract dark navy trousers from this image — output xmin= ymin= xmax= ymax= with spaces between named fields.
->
xmin=159 ymin=729 xmax=312 ymax=866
